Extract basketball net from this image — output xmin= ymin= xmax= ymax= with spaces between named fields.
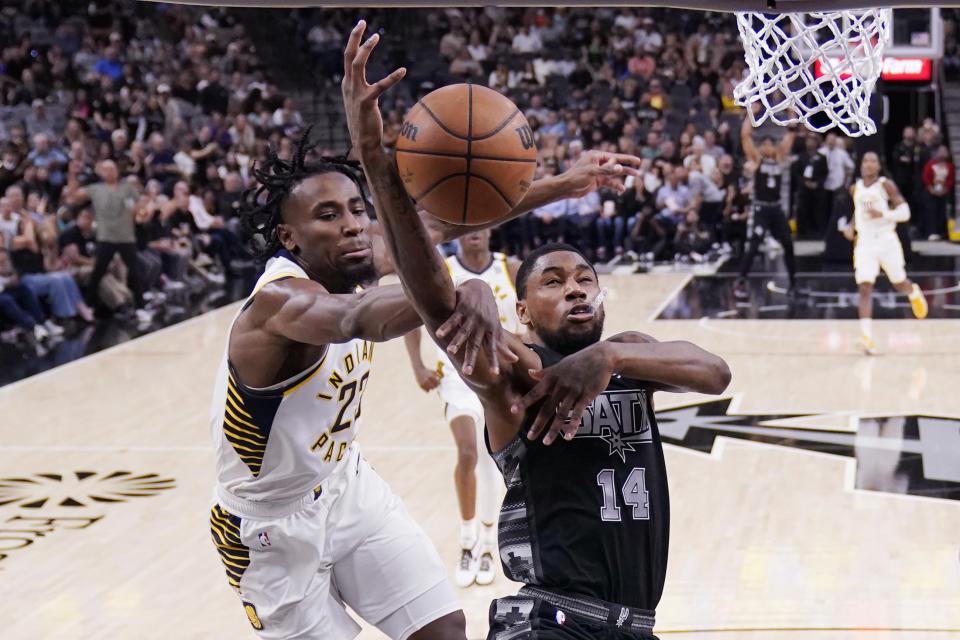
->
xmin=734 ymin=9 xmax=889 ymax=137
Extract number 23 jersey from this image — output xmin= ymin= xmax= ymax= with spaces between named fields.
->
xmin=489 ymin=343 xmax=670 ymax=611
xmin=209 ymin=252 xmax=374 ymax=503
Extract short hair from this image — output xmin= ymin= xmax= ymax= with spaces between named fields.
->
xmin=515 ymin=243 xmax=596 ymax=299
xmin=240 ymin=126 xmax=366 ymax=260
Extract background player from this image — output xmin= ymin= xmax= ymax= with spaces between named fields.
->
xmin=734 ymin=108 xmax=797 ymax=299
xmin=343 ymin=24 xmax=731 ymax=639
xmin=404 ymin=228 xmax=521 ymax=588
xmin=843 ymin=151 xmax=928 ymax=355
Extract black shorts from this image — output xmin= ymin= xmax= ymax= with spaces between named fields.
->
xmin=487 ymin=586 xmax=658 ymax=640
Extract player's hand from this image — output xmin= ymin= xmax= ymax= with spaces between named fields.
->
xmin=563 ymin=150 xmax=641 ymax=198
xmin=511 ymin=342 xmax=614 ymax=446
xmin=437 ymin=278 xmax=518 ymax=377
xmin=842 ymin=224 xmax=855 ymax=242
xmin=413 ymin=366 xmax=440 ymax=392
xmin=342 ymin=20 xmax=406 ymax=155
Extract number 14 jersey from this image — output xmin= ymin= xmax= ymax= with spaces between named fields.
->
xmin=489 ymin=343 xmax=670 ymax=611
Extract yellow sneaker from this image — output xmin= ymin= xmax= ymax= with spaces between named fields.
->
xmin=858 ymin=335 xmax=877 ymax=356
xmin=909 ymin=284 xmax=928 ymax=319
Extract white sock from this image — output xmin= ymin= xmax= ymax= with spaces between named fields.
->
xmin=860 ymin=317 xmax=872 ymax=338
xmin=460 ymin=518 xmax=477 ymax=550
xmin=908 ymin=284 xmax=922 ymax=300
xmin=480 ymin=522 xmax=497 ymax=550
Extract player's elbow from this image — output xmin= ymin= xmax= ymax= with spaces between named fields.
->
xmin=694 ymin=352 xmax=731 ymax=395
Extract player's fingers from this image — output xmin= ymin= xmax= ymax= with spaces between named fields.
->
xmin=435 ymin=310 xmax=463 ymax=338
xmin=597 ymin=176 xmax=626 ymax=193
xmin=351 ymin=32 xmax=379 ymax=82
xmin=564 ymin=397 xmax=591 ymax=441
xmin=446 ymin=314 xmax=476 ymax=355
xmin=543 ymin=395 xmax=575 ymax=446
xmin=461 ymin=326 xmax=483 ymax=376
xmin=497 ymin=338 xmax=520 ymax=363
xmin=370 ymin=67 xmax=406 ymax=98
xmin=529 ymin=385 xmax=564 ymax=442
xmin=343 ymin=20 xmax=366 ymax=77
xmin=610 ymin=152 xmax=644 ymax=168
xmin=485 ymin=331 xmax=500 ymax=376
xmin=512 ymin=376 xmax=549 ymax=415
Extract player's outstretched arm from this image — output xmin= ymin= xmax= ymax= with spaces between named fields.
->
xmin=343 ymin=20 xmax=521 ymax=379
xmin=512 ymin=332 xmax=731 ymax=446
xmin=740 ymin=112 xmax=760 ymax=163
xmin=253 ymin=278 xmax=424 ymax=345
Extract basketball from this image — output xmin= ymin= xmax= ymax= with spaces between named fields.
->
xmin=395 ymin=84 xmax=538 ymax=226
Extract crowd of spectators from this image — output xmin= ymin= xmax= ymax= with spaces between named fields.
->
xmin=0 ymin=1 xmax=310 ymax=354
xmin=0 ymin=2 xmax=956 ymax=358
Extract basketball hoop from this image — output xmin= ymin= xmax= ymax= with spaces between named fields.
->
xmin=734 ymin=9 xmax=889 ymax=137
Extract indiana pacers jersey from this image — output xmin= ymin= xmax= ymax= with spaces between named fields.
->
xmin=436 ymin=252 xmax=520 ymax=376
xmin=209 ymin=251 xmax=374 ymax=503
xmin=490 ymin=343 xmax=670 ymax=611
xmin=853 ymin=177 xmax=898 ymax=236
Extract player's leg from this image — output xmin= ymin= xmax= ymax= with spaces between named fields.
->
xmin=449 ymin=413 xmax=481 ymax=587
xmin=734 ymin=207 xmax=763 ymax=298
xmin=209 ymin=498 xmax=361 ymax=640
xmin=332 ymin=454 xmax=465 ymax=640
xmin=474 ymin=419 xmax=502 ymax=586
xmin=768 ymin=207 xmax=797 ymax=289
xmin=880 ymin=234 xmax=927 ymax=319
xmin=853 ymin=240 xmax=879 ymax=354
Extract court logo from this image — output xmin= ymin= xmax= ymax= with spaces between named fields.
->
xmin=656 ymin=398 xmax=960 ymax=502
xmin=0 ymin=470 xmax=175 ymax=509
xmin=243 ymin=602 xmax=264 ymax=630
xmin=0 ymin=470 xmax=176 ymax=571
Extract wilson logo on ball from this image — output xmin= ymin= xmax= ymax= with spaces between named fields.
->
xmin=399 ymin=122 xmax=418 ymax=142
xmin=515 ymin=125 xmax=535 ymax=150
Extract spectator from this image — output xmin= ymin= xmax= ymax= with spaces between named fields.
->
xmin=921 ymin=145 xmax=955 ymax=240
xmin=892 ymin=126 xmax=920 ymax=210
xmin=66 ymin=160 xmax=144 ymax=310
xmin=793 ymin=133 xmax=828 ymax=238
xmin=822 ymin=132 xmax=854 ymax=224
xmin=0 ymin=247 xmax=62 ymax=347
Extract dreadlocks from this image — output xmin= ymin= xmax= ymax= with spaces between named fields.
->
xmin=240 ymin=126 xmax=368 ymax=260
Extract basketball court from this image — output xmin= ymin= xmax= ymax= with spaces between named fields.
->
xmin=2 ymin=1 xmax=960 ymax=638
xmin=2 ymin=261 xmax=959 ymax=639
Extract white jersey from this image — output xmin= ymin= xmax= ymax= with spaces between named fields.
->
xmin=435 ymin=252 xmax=520 ymax=374
xmin=853 ymin=177 xmax=900 ymax=237
xmin=210 ymin=253 xmax=374 ymax=503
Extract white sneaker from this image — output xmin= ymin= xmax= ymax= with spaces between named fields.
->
xmin=475 ymin=549 xmax=496 ymax=586
xmin=33 ymin=324 xmax=49 ymax=341
xmin=43 ymin=320 xmax=64 ymax=336
xmin=454 ymin=546 xmax=479 ymax=588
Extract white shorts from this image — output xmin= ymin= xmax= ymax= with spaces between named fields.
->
xmin=436 ymin=362 xmax=483 ymax=427
xmin=211 ymin=444 xmax=460 ymax=640
xmin=855 ymin=232 xmax=906 ymax=285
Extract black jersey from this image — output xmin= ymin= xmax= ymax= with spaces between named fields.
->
xmin=489 ymin=344 xmax=670 ymax=611
xmin=755 ymin=158 xmax=783 ymax=204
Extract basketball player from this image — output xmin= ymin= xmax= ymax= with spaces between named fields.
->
xmin=208 ymin=23 xmax=639 ymax=640
xmin=403 ymin=228 xmax=521 ymax=588
xmin=733 ymin=111 xmax=797 ymax=299
xmin=842 ymin=151 xmax=927 ymax=355
xmin=344 ymin=23 xmax=731 ymax=639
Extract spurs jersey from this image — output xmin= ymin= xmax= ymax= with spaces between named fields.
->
xmin=853 ymin=177 xmax=899 ymax=236
xmin=210 ymin=251 xmax=374 ymax=503
xmin=436 ymin=252 xmax=521 ymax=375
xmin=755 ymin=158 xmax=783 ymax=205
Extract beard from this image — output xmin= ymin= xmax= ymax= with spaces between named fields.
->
xmin=534 ymin=316 xmax=605 ymax=356
xmin=326 ymin=259 xmax=378 ymax=293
